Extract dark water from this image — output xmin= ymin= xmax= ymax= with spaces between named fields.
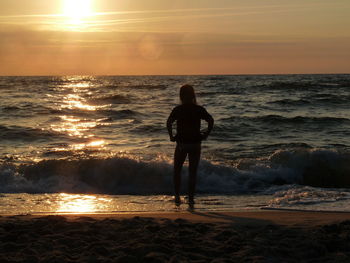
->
xmin=1 ymin=75 xmax=350 ymax=213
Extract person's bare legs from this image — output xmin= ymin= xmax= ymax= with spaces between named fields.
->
xmin=188 ymin=144 xmax=201 ymax=205
xmin=174 ymin=144 xmax=187 ymax=205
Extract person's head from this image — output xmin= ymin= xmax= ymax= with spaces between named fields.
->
xmin=180 ymin=84 xmax=197 ymax=105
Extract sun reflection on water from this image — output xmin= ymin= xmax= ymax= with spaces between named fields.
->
xmin=70 ymin=139 xmax=106 ymax=150
xmin=56 ymin=193 xmax=110 ymax=213
xmin=62 ymin=94 xmax=99 ymax=111
xmin=87 ymin=140 xmax=105 ymax=147
xmin=52 ymin=194 xmax=173 ymax=214
xmin=63 ymin=82 xmax=93 ymax=89
xmin=50 ymin=115 xmax=101 ymax=137
xmin=47 ymin=77 xmax=111 ymax=154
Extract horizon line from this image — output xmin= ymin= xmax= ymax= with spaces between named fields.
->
xmin=0 ymin=72 xmax=349 ymax=77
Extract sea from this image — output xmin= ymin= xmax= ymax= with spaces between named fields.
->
xmin=1 ymin=74 xmax=350 ymax=214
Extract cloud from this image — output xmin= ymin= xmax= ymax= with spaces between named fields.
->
xmin=0 ymin=1 xmax=346 ymax=33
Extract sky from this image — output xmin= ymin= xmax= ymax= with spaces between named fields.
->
xmin=0 ymin=0 xmax=349 ymax=75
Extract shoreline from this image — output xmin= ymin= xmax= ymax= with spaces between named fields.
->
xmin=3 ymin=210 xmax=350 ymax=225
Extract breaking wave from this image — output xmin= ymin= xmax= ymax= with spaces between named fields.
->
xmin=1 ymin=148 xmax=350 ymax=194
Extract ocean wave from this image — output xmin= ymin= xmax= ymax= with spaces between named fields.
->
xmin=268 ymin=99 xmax=311 ymax=106
xmin=1 ymin=104 xmax=52 ymax=116
xmin=129 ymin=85 xmax=168 ymax=90
xmin=131 ymin=124 xmax=164 ymax=134
xmin=1 ymin=148 xmax=350 ymax=194
xmin=254 ymin=81 xmax=318 ymax=91
xmin=222 ymin=115 xmax=350 ymax=125
xmin=197 ymin=91 xmax=225 ymax=96
xmin=88 ymin=94 xmax=130 ymax=105
xmin=0 ymin=125 xmax=67 ymax=141
xmin=268 ymin=186 xmax=350 ymax=208
xmin=5 ymin=77 xmax=58 ymax=90
xmin=101 ymin=109 xmax=142 ymax=119
xmin=305 ymin=94 xmax=350 ymax=105
xmin=261 ymin=115 xmax=350 ymax=125
xmin=49 ymin=108 xmax=141 ymax=120
xmin=2 ymin=106 xmax=21 ymax=111
xmin=254 ymin=80 xmax=346 ymax=91
xmin=0 ymin=84 xmax=12 ymax=90
xmin=206 ymin=76 xmax=227 ymax=81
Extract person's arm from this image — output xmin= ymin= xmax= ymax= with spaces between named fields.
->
xmin=201 ymin=107 xmax=214 ymax=140
xmin=202 ymin=115 xmax=214 ymax=140
xmin=167 ymin=115 xmax=176 ymax=142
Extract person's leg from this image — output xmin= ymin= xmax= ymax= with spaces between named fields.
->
xmin=188 ymin=144 xmax=201 ymax=204
xmin=174 ymin=144 xmax=187 ymax=204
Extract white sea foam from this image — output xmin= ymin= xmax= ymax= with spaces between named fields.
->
xmin=1 ymin=148 xmax=349 ymax=195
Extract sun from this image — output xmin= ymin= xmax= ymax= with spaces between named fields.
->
xmin=63 ymin=0 xmax=93 ymax=25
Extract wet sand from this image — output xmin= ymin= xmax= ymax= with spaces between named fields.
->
xmin=1 ymin=211 xmax=350 ymax=262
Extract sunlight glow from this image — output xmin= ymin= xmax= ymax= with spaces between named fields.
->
xmin=71 ymin=140 xmax=105 ymax=150
xmin=64 ymin=97 xmax=98 ymax=111
xmin=50 ymin=115 xmax=99 ymax=137
xmin=87 ymin=140 xmax=105 ymax=147
xmin=56 ymin=193 xmax=100 ymax=213
xmin=63 ymin=0 xmax=93 ymax=25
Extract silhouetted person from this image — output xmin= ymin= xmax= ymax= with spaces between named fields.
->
xmin=167 ymin=84 xmax=214 ymax=207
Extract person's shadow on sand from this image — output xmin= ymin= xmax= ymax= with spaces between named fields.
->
xmin=188 ymin=211 xmax=274 ymax=226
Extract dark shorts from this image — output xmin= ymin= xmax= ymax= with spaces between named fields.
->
xmin=176 ymin=142 xmax=201 ymax=154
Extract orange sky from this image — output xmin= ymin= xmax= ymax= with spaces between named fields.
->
xmin=0 ymin=0 xmax=349 ymax=75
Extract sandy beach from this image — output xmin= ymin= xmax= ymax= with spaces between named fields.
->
xmin=1 ymin=211 xmax=350 ymax=262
